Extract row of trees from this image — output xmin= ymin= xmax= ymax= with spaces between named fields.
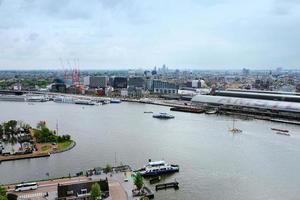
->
xmin=0 ymin=77 xmax=52 ymax=90
xmin=34 ymin=121 xmax=71 ymax=143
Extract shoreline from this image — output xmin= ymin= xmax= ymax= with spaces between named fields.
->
xmin=51 ymin=140 xmax=76 ymax=154
xmin=0 ymin=152 xmax=50 ymax=162
xmin=0 ymin=140 xmax=76 ymax=162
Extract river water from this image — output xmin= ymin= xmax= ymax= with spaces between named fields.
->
xmin=0 ymin=101 xmax=300 ymax=200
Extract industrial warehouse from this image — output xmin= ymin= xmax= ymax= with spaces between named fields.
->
xmin=191 ymin=90 xmax=300 ymax=123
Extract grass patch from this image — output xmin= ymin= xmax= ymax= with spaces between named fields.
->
xmin=57 ymin=140 xmax=72 ymax=151
xmin=41 ymin=145 xmax=51 ymax=152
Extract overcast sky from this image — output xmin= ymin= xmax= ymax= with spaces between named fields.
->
xmin=0 ymin=0 xmax=300 ymax=70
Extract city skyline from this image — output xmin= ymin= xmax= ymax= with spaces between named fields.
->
xmin=1 ymin=0 xmax=300 ymax=69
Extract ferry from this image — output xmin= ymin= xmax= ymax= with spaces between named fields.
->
xmin=137 ymin=160 xmax=179 ymax=176
xmin=152 ymin=113 xmax=175 ymax=119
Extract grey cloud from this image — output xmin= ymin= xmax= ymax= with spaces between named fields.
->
xmin=27 ymin=33 xmax=39 ymax=41
xmin=1 ymin=0 xmax=300 ymax=69
xmin=272 ymin=0 xmax=300 ymax=15
xmin=20 ymin=0 xmax=91 ymax=20
xmin=98 ymin=0 xmax=124 ymax=9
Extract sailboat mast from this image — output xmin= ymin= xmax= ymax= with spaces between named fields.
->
xmin=56 ymin=120 xmax=59 ymax=135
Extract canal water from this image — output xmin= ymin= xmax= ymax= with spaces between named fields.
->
xmin=1 ymin=101 xmax=300 ymax=200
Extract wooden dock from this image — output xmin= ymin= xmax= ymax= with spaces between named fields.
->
xmin=155 ymin=181 xmax=179 ymax=191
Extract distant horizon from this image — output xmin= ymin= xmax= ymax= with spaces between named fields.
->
xmin=0 ymin=66 xmax=299 ymax=72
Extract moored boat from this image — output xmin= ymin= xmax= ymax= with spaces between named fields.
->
xmin=26 ymin=96 xmax=47 ymax=102
xmin=53 ymin=96 xmax=74 ymax=104
xmin=271 ymin=128 xmax=289 ymax=133
xmin=170 ymin=107 xmax=204 ymax=113
xmin=74 ymin=99 xmax=95 ymax=105
xmin=149 ymin=176 xmax=161 ymax=184
xmin=110 ymin=99 xmax=121 ymax=103
xmin=205 ymin=108 xmax=218 ymax=114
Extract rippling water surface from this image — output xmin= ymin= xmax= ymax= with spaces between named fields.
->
xmin=0 ymin=101 xmax=300 ymax=200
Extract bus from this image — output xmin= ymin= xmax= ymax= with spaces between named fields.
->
xmin=15 ymin=182 xmax=38 ymax=192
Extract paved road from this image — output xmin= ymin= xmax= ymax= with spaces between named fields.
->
xmin=7 ymin=174 xmax=133 ymax=200
xmin=7 ymin=176 xmax=91 ymax=199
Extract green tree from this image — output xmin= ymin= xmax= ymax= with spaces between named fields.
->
xmin=90 ymin=183 xmax=101 ymax=200
xmin=0 ymin=185 xmax=6 ymax=196
xmin=36 ymin=121 xmax=46 ymax=130
xmin=35 ymin=121 xmax=71 ymax=143
xmin=0 ymin=186 xmax=7 ymax=200
xmin=0 ymin=196 xmax=8 ymax=200
xmin=5 ymin=120 xmax=17 ymax=132
xmin=103 ymin=164 xmax=112 ymax=173
xmin=134 ymin=172 xmax=144 ymax=191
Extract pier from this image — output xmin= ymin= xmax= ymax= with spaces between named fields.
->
xmin=155 ymin=181 xmax=179 ymax=191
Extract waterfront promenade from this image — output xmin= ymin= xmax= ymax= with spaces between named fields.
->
xmin=6 ymin=171 xmax=138 ymax=200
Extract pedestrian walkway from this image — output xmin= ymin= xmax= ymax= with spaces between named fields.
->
xmin=109 ymin=182 xmax=127 ymax=200
xmin=18 ymin=192 xmax=46 ymax=199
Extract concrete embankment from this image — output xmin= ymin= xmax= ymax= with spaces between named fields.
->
xmin=51 ymin=140 xmax=76 ymax=154
xmin=0 ymin=152 xmax=50 ymax=162
xmin=0 ymin=141 xmax=76 ymax=162
xmin=218 ymin=109 xmax=300 ymax=125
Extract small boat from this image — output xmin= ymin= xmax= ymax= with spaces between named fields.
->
xmin=153 ymin=113 xmax=175 ymax=119
xmin=229 ymin=128 xmax=242 ymax=133
xmin=275 ymin=131 xmax=290 ymax=136
xmin=137 ymin=160 xmax=179 ymax=177
xmin=144 ymin=111 xmax=153 ymax=114
xmin=229 ymin=119 xmax=242 ymax=133
xmin=271 ymin=128 xmax=289 ymax=133
xmin=110 ymin=99 xmax=121 ymax=103
xmin=102 ymin=100 xmax=110 ymax=105
xmin=205 ymin=109 xmax=218 ymax=114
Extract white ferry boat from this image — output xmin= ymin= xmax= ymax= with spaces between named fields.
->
xmin=152 ymin=113 xmax=175 ymax=119
xmin=138 ymin=160 xmax=179 ymax=176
